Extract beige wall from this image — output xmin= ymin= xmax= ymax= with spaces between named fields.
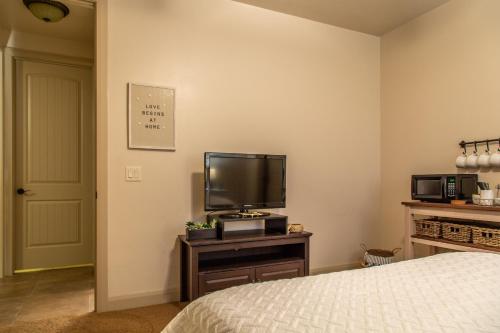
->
xmin=105 ymin=0 xmax=380 ymax=306
xmin=0 ymin=28 xmax=9 ymax=47
xmin=380 ymin=0 xmax=500 ymax=250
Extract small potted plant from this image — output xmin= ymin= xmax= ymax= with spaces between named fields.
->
xmin=185 ymin=218 xmax=217 ymax=241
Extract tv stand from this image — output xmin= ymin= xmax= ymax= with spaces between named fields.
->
xmin=218 ymin=213 xmax=243 ymax=219
xmin=212 ymin=213 xmax=288 ymax=240
xmin=218 ymin=211 xmax=271 ymax=219
xmin=179 ymin=231 xmax=312 ymax=301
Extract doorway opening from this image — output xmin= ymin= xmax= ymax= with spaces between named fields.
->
xmin=0 ymin=0 xmax=96 ymax=325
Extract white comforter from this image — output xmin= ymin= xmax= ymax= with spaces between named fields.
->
xmin=164 ymin=252 xmax=500 ymax=332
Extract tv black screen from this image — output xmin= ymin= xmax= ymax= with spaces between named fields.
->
xmin=204 ymin=152 xmax=286 ymax=211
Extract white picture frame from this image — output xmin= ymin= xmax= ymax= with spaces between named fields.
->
xmin=128 ymin=83 xmax=175 ymax=151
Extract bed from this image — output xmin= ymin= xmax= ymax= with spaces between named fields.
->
xmin=163 ymin=252 xmax=500 ymax=332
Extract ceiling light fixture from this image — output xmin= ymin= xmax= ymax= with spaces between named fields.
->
xmin=23 ymin=0 xmax=70 ymax=23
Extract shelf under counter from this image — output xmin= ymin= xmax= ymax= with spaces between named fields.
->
xmin=402 ymin=201 xmax=500 ymax=259
xmin=402 ymin=201 xmax=500 ymax=224
xmin=411 ymin=234 xmax=500 ymax=254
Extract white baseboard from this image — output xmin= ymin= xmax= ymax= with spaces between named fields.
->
xmin=102 ymin=263 xmax=359 ymax=312
xmin=310 ymin=262 xmax=359 ymax=275
xmin=104 ymin=288 xmax=179 ymax=312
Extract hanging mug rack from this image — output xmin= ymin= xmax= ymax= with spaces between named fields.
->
xmin=459 ymin=138 xmax=500 ymax=152
xmin=456 ymin=138 xmax=500 ymax=169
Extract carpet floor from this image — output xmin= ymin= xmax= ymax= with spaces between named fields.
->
xmin=0 ymin=302 xmax=185 ymax=333
xmin=0 ymin=267 xmax=94 ymax=325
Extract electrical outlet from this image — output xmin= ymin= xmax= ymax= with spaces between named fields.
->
xmin=125 ymin=166 xmax=142 ymax=182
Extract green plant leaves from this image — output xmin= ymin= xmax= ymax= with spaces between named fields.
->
xmin=185 ymin=219 xmax=217 ymax=231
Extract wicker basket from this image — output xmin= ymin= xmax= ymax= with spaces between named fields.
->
xmin=415 ymin=219 xmax=441 ymax=238
xmin=442 ymin=222 xmax=472 ymax=243
xmin=360 ymin=244 xmax=401 ymax=267
xmin=288 ymin=224 xmax=304 ymax=233
xmin=472 ymin=226 xmax=500 ymax=248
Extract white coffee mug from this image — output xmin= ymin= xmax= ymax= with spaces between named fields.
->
xmin=472 ymin=194 xmax=480 ymax=205
xmin=480 ymin=189 xmax=495 ymax=200
xmin=478 ymin=150 xmax=491 ymax=168
xmin=455 ymin=153 xmax=467 ymax=168
xmin=466 ymin=151 xmax=479 ymax=168
xmin=480 ymin=189 xmax=494 ymax=206
xmin=490 ymin=149 xmax=500 ymax=167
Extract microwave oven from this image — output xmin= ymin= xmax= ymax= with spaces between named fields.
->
xmin=411 ymin=174 xmax=478 ymax=203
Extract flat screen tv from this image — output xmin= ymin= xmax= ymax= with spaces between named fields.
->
xmin=204 ymin=152 xmax=286 ymax=211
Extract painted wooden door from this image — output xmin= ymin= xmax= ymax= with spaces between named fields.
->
xmin=15 ymin=60 xmax=94 ymax=271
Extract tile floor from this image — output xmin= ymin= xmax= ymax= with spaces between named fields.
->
xmin=0 ymin=267 xmax=94 ymax=326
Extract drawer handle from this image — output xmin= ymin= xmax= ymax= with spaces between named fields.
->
xmin=206 ymin=275 xmax=248 ymax=284
xmin=261 ymin=269 xmax=298 ymax=278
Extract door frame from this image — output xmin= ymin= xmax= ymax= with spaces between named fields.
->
xmin=2 ymin=0 xmax=108 ymax=313
xmin=2 ymin=49 xmax=95 ymax=273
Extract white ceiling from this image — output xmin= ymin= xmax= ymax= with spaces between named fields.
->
xmin=0 ymin=0 xmax=94 ymax=42
xmin=234 ymin=0 xmax=450 ymax=36
xmin=0 ymin=0 xmax=448 ymax=43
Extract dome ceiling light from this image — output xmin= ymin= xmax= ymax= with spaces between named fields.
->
xmin=23 ymin=0 xmax=70 ymax=23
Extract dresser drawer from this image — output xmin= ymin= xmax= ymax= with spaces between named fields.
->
xmin=199 ymin=268 xmax=254 ymax=296
xmin=255 ymin=260 xmax=304 ymax=283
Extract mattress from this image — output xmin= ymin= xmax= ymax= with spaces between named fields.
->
xmin=163 ymin=252 xmax=500 ymax=333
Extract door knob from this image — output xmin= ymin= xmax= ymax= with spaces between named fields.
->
xmin=17 ymin=188 xmax=33 ymax=195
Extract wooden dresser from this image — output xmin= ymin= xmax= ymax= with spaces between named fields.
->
xmin=179 ymin=232 xmax=312 ymax=301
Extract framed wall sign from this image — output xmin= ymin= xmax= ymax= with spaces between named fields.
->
xmin=128 ymin=83 xmax=175 ymax=150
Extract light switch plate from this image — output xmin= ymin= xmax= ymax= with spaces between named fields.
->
xmin=125 ymin=166 xmax=142 ymax=182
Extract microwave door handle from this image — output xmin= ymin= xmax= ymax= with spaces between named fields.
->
xmin=442 ymin=178 xmax=447 ymax=198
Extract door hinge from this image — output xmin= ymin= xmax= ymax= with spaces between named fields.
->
xmin=95 ymin=192 xmax=98 ymax=199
